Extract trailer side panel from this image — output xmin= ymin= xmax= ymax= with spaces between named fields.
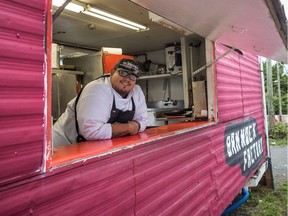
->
xmin=0 ymin=0 xmax=46 ymax=185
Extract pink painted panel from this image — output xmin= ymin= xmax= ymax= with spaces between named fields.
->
xmin=240 ymin=53 xmax=263 ymax=114
xmin=0 ymin=115 xmax=267 ymax=215
xmin=0 ymin=0 xmax=46 ymax=185
xmin=9 ymin=0 xmax=46 ymax=10
xmin=133 ymin=133 xmax=216 ymax=215
xmin=0 ymin=1 xmax=45 ymax=35
xmin=216 ymin=44 xmax=263 ymax=123
xmin=216 ymin=45 xmax=244 ymax=122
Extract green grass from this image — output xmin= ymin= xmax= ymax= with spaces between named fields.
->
xmin=270 ymin=137 xmax=288 ymax=147
xmin=269 ymin=122 xmax=288 ymax=147
xmin=230 ymin=181 xmax=287 ymax=216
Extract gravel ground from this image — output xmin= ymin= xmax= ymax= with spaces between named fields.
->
xmin=270 ymin=145 xmax=288 ymax=184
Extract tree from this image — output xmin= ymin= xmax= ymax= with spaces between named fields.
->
xmin=276 ymin=63 xmax=283 ymax=121
xmin=266 ymin=59 xmax=275 ymax=131
xmin=263 ymin=61 xmax=288 ymax=116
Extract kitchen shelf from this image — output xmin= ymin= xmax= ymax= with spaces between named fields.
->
xmin=138 ymin=72 xmax=182 ymax=80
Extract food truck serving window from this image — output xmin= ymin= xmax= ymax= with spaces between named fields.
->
xmin=47 ymin=0 xmax=218 ymax=170
xmin=49 ymin=42 xmax=218 ymax=169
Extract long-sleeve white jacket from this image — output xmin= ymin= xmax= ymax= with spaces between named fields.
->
xmin=53 ymin=77 xmax=148 ymax=147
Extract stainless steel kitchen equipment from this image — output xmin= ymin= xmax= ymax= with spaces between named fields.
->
xmin=146 ymin=100 xmax=186 ymax=126
xmin=63 ymin=53 xmax=103 ymax=86
xmin=52 ymin=69 xmax=84 ymax=122
xmin=63 ymin=49 xmax=133 ymax=86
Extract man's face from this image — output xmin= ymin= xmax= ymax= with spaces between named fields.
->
xmin=110 ymin=70 xmax=136 ymax=97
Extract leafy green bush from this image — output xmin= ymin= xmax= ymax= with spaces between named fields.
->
xmin=269 ymin=121 xmax=288 ymax=139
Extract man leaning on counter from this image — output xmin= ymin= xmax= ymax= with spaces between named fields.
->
xmin=53 ymin=58 xmax=149 ymax=147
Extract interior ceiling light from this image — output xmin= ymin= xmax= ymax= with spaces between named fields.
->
xmin=86 ymin=5 xmax=147 ymax=30
xmin=52 ymin=0 xmax=65 ymax=7
xmin=52 ymin=1 xmax=148 ymax=31
xmin=83 ymin=11 xmax=140 ymax=30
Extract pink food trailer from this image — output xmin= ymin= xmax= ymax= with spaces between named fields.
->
xmin=0 ymin=0 xmax=287 ymax=215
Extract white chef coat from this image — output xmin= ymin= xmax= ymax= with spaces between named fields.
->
xmin=52 ymin=77 xmax=148 ymax=147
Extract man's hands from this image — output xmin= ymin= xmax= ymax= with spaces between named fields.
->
xmin=128 ymin=120 xmax=140 ymax=135
xmin=111 ymin=121 xmax=140 ymax=138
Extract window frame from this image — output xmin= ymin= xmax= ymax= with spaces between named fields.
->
xmin=45 ymin=0 xmax=219 ymax=171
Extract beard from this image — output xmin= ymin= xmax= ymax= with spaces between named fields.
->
xmin=113 ymin=80 xmax=133 ymax=98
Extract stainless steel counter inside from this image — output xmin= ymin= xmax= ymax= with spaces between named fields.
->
xmin=146 ymin=100 xmax=190 ymax=126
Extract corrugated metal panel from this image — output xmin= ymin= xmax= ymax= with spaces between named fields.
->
xmin=0 ymin=127 xmax=215 ymax=215
xmin=8 ymin=0 xmax=46 ymax=10
xmin=0 ymin=0 xmax=46 ymax=185
xmin=133 ymin=132 xmax=216 ymax=215
xmin=0 ymin=120 xmax=267 ymax=216
xmin=216 ymin=44 xmax=264 ymax=122
xmin=214 ymin=44 xmax=267 ymax=212
xmin=240 ymin=53 xmax=263 ymax=115
xmin=216 ymin=45 xmax=244 ymax=122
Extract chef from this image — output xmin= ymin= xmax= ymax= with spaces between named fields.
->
xmin=53 ymin=58 xmax=149 ymax=147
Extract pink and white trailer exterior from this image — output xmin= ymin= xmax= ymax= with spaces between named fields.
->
xmin=0 ymin=0 xmax=286 ymax=215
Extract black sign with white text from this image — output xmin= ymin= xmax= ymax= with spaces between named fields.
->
xmin=224 ymin=117 xmax=264 ymax=177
